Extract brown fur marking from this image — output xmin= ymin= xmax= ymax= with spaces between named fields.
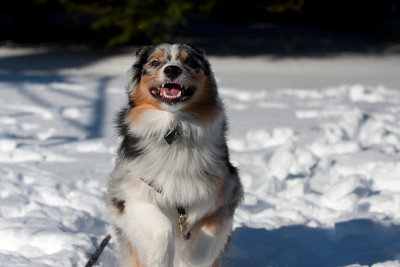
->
xmin=182 ymin=76 xmax=221 ymax=123
xmin=129 ymin=75 xmax=162 ymax=121
xmin=199 ymin=212 xmax=223 ymax=235
xmin=152 ymin=49 xmax=166 ymax=61
xmin=179 ymin=50 xmax=189 ymax=62
xmin=130 ymin=247 xmax=146 ymax=267
xmin=198 ymin=182 xmax=226 ymax=235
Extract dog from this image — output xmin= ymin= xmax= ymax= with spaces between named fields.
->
xmin=108 ymin=43 xmax=243 ymax=267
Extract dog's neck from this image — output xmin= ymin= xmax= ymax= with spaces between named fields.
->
xmin=127 ymin=108 xmax=221 ymax=143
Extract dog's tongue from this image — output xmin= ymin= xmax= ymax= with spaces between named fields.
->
xmin=160 ymin=84 xmax=181 ymax=96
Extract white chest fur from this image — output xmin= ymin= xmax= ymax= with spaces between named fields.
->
xmin=123 ymin=109 xmax=227 ymax=209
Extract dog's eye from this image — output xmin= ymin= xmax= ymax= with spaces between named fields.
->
xmin=184 ymin=57 xmax=199 ymax=69
xmin=150 ymin=60 xmax=161 ymax=67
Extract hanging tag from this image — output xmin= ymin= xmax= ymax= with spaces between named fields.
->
xmin=164 ymin=128 xmax=177 ymax=145
xmin=177 ymin=206 xmax=190 ymax=240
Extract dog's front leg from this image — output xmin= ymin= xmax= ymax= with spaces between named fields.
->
xmin=119 ymin=202 xmax=174 ymax=267
xmin=185 ymin=213 xmax=233 ymax=267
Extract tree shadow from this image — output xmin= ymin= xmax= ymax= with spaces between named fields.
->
xmin=0 ymin=49 xmax=121 ymax=140
xmin=223 ymin=219 xmax=400 ymax=267
xmin=0 ymin=49 xmax=118 ymax=74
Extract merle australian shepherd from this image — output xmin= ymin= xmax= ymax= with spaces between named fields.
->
xmin=108 ymin=43 xmax=243 ymax=267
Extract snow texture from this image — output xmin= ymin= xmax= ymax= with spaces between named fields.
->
xmin=0 ymin=47 xmax=400 ymax=267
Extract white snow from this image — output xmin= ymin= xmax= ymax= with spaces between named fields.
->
xmin=0 ymin=47 xmax=400 ymax=267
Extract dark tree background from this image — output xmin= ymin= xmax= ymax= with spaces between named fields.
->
xmin=0 ymin=0 xmax=399 ymax=51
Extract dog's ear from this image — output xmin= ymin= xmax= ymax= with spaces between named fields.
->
xmin=185 ymin=43 xmax=205 ymax=56
xmin=135 ymin=45 xmax=154 ymax=57
xmin=184 ymin=43 xmax=211 ymax=76
xmin=128 ymin=45 xmax=155 ymax=93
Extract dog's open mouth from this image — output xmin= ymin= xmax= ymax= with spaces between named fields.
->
xmin=150 ymin=83 xmax=196 ymax=104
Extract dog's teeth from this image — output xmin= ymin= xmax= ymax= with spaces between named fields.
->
xmin=162 ymin=90 xmax=182 ymax=99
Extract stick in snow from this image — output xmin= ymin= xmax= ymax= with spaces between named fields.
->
xmin=85 ymin=234 xmax=111 ymax=267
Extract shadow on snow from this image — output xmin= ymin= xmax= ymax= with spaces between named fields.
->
xmin=0 ymin=50 xmax=121 ymax=140
xmin=224 ymin=219 xmax=400 ymax=267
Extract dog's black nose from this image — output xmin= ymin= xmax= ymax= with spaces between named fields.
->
xmin=164 ymin=65 xmax=182 ymax=80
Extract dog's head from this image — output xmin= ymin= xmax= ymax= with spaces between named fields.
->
xmin=128 ymin=43 xmax=221 ymax=122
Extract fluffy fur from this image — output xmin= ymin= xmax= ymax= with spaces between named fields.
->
xmin=108 ymin=43 xmax=243 ymax=267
